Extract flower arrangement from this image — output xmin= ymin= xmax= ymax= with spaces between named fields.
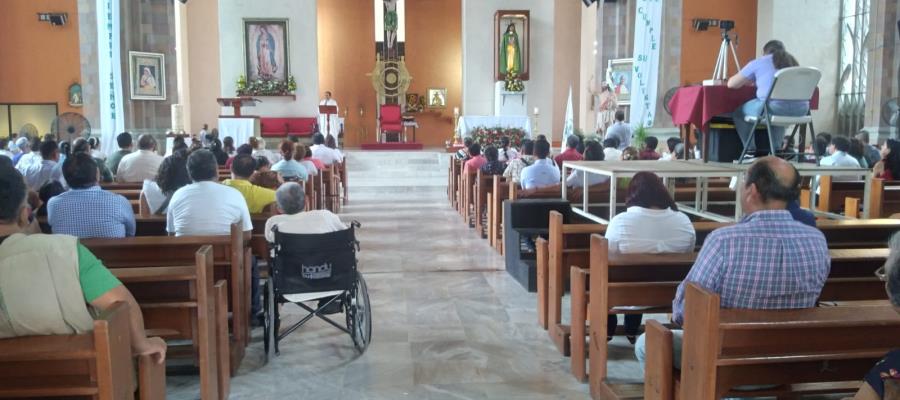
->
xmin=504 ymin=70 xmax=524 ymax=92
xmin=470 ymin=127 xmax=526 ymax=148
xmin=236 ymin=75 xmax=297 ymax=96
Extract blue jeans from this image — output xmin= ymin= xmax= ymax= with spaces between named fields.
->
xmin=733 ymin=99 xmax=809 ymax=153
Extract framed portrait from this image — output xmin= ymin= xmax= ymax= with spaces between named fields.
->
xmin=607 ymin=58 xmax=633 ymax=105
xmin=244 ymin=19 xmax=289 ymax=82
xmin=405 ymin=93 xmax=423 ymax=113
xmin=68 ymin=83 xmax=82 ymax=107
xmin=426 ymin=88 xmax=447 ymax=109
xmin=495 ymin=10 xmax=530 ymax=81
xmin=128 ymin=51 xmax=166 ymax=101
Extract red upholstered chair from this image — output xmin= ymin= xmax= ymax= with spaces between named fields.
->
xmin=379 ymin=104 xmax=403 ymax=143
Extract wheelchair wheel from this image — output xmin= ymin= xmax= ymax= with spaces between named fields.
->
xmin=346 ymin=271 xmax=372 ymax=353
xmin=263 ymin=277 xmax=276 ymax=362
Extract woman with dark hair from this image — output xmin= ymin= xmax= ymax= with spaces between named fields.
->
xmin=222 ymin=136 xmax=236 ymax=156
xmin=250 ymin=156 xmax=284 ymax=190
xmin=225 ymin=143 xmax=253 ymax=170
xmin=210 ymin=138 xmax=228 ymax=166
xmin=455 ymin=137 xmax=475 ymax=161
xmin=849 ymin=138 xmax=870 ymax=168
xmin=875 ymin=139 xmax=900 ymax=181
xmin=271 ymin=140 xmax=308 ymax=181
xmin=294 ymin=143 xmax=318 ymax=177
xmin=497 ymin=136 xmax=519 ymax=163
xmin=303 ymin=145 xmax=325 ymax=171
xmin=37 ymin=180 xmax=66 ymax=216
xmin=603 ymin=171 xmax=695 ymax=343
xmin=141 ymin=154 xmax=191 ymax=214
xmin=479 ymin=146 xmax=506 ymax=176
xmin=728 ymin=39 xmax=809 ymax=153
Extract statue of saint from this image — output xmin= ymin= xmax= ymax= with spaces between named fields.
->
xmin=498 ymin=23 xmax=521 ymax=78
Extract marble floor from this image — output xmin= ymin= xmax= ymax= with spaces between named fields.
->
xmin=167 ymin=151 xmax=648 ymax=399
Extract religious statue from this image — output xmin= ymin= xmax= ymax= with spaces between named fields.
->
xmin=498 ymin=23 xmax=522 ymax=78
xmin=596 ymin=83 xmax=618 ymax=134
xmin=256 ymin=26 xmax=278 ymax=79
xmin=384 ymin=0 xmax=398 ymax=49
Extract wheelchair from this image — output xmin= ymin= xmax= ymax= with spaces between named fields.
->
xmin=262 ymin=221 xmax=371 ymax=361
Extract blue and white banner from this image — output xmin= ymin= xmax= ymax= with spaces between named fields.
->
xmin=561 ymin=85 xmax=574 ymax=152
xmin=96 ymin=0 xmax=124 ymax=156
xmin=629 ymin=0 xmax=662 ymax=128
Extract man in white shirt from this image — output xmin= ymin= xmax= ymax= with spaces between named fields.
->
xmin=116 ymin=134 xmax=164 ymax=182
xmin=605 ymin=110 xmax=632 ymax=150
xmin=17 ymin=139 xmax=62 ymax=190
xmin=310 ymin=133 xmax=342 ymax=166
xmin=819 ymin=136 xmax=861 ymax=183
xmin=198 ymin=124 xmax=210 ymax=148
xmin=166 ymin=149 xmax=258 ymax=318
xmin=15 ymin=137 xmax=41 ymax=168
xmin=166 ymin=150 xmax=253 ymax=237
xmin=520 ymin=140 xmax=561 ymax=190
xmin=318 ymin=91 xmax=340 ymax=141
xmin=265 ymin=182 xmax=346 ymax=242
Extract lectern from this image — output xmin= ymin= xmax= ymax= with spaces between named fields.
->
xmin=318 ymin=105 xmax=337 ymax=137
xmin=217 ymin=97 xmax=260 ymax=117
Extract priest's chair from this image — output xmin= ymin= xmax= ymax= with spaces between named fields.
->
xmin=379 ymin=104 xmax=403 ymax=143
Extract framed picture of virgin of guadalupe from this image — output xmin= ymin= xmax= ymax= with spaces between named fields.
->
xmin=494 ymin=10 xmax=530 ymax=81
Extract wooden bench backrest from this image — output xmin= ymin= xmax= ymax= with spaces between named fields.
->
xmin=0 ymin=302 xmax=164 ymax=399
xmin=680 ymin=283 xmax=900 ymax=399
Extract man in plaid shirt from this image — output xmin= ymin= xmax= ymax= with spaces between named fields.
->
xmin=635 ymin=156 xmax=830 ymax=368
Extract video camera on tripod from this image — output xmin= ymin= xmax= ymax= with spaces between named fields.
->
xmin=692 ymin=18 xmax=741 ymax=86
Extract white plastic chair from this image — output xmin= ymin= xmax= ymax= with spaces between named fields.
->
xmin=738 ymin=66 xmax=822 ymax=163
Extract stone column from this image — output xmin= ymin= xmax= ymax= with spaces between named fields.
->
xmin=865 ymin=0 xmax=899 ymax=138
xmin=77 ymin=0 xmax=101 ymax=132
xmin=655 ymin=0 xmax=683 ymax=129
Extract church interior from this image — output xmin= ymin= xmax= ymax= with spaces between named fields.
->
xmin=2 ymin=0 xmax=900 ymax=399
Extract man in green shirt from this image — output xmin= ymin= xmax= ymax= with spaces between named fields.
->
xmin=0 ymin=161 xmax=165 ymax=363
xmin=106 ymin=131 xmax=133 ymax=176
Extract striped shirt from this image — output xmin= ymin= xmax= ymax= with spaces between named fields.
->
xmin=672 ymin=210 xmax=830 ymax=325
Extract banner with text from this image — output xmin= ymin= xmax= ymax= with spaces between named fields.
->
xmin=628 ymin=0 xmax=662 ymax=129
xmin=96 ymin=0 xmax=124 ymax=156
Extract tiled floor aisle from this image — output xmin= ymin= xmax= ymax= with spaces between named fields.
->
xmin=168 ymin=151 xmax=615 ymax=399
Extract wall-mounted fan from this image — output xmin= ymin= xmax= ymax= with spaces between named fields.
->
xmin=663 ymin=87 xmax=680 ymax=116
xmin=882 ymin=98 xmax=899 ymax=128
xmin=51 ymin=112 xmax=91 ymax=144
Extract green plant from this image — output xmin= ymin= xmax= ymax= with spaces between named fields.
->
xmin=504 ymin=70 xmax=524 ymax=92
xmin=236 ymin=75 xmax=298 ymax=96
xmin=633 ymin=125 xmax=649 ymax=148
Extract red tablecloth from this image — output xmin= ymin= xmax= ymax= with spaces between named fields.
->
xmin=668 ymin=85 xmax=819 ymax=133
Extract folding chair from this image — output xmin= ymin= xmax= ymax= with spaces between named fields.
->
xmin=738 ymin=66 xmax=822 ymax=163
xmin=262 ymin=221 xmax=371 ymax=361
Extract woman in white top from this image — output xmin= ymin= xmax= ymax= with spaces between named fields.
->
xmin=497 ymin=136 xmax=520 ymax=163
xmin=604 ymin=171 xmax=696 ymax=343
xmin=141 ymin=154 xmax=192 ymax=215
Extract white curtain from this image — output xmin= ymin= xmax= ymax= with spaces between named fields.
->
xmin=96 ymin=0 xmax=125 ymax=156
xmin=628 ymin=0 xmax=663 ymax=128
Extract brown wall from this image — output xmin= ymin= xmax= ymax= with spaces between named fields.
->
xmin=318 ymin=0 xmax=462 ymax=147
xmin=185 ymin=0 xmax=222 ymax=132
xmin=0 ymin=0 xmax=81 ymax=115
xmin=405 ymin=0 xmax=462 ymax=147
xmin=680 ymin=0 xmax=758 ymax=85
xmin=317 ymin=0 xmax=377 ymax=148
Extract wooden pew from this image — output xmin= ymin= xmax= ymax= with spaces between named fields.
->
xmin=644 ymin=283 xmax=900 ymax=400
xmin=579 ymin=235 xmax=889 ymax=398
xmin=845 ymin=178 xmax=900 ymax=218
xmin=339 ymin=159 xmax=349 ymax=206
xmin=473 ymin=171 xmax=494 ymax=237
xmin=461 ymin=169 xmax=477 ymax=225
xmin=101 ymin=182 xmax=143 ymax=191
xmin=81 ymin=224 xmax=250 ymax=376
xmin=110 ymin=245 xmax=229 ymax=400
xmin=489 ymin=175 xmax=509 ymax=253
xmin=449 ymin=158 xmax=461 ymax=208
xmin=0 ymin=302 xmax=165 ymax=400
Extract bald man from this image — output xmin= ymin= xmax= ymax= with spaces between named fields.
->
xmin=635 ymin=156 xmax=830 ymax=372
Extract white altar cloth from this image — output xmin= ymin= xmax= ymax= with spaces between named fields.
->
xmin=456 ymin=115 xmax=532 ymax=138
xmin=218 ymin=117 xmax=256 ymax=147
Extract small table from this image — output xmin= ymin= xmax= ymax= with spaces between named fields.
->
xmin=402 ymin=119 xmax=418 ymax=143
xmin=667 ymin=85 xmax=819 ymax=162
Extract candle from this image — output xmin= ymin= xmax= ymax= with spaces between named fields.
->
xmin=533 ymin=107 xmax=540 ymax=115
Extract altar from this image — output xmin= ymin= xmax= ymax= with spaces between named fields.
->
xmin=456 ymin=115 xmax=532 ymax=139
xmin=218 ymin=117 xmax=257 ymax=147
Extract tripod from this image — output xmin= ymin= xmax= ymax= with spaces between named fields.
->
xmin=710 ymin=30 xmax=741 ymax=83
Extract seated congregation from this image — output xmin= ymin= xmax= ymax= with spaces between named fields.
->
xmin=0 ymin=130 xmax=350 ymax=398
